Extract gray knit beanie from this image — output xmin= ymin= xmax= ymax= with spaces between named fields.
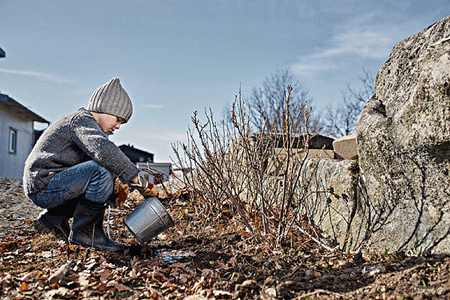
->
xmin=87 ymin=78 xmax=133 ymax=123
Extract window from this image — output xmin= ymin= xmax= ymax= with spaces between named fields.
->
xmin=9 ymin=128 xmax=17 ymax=154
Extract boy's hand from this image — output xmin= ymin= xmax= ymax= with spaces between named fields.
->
xmin=113 ymin=178 xmax=129 ymax=207
xmin=131 ymin=171 xmax=159 ymax=198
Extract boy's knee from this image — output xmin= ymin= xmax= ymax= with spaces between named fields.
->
xmin=85 ymin=161 xmax=114 ymax=198
xmin=98 ymin=164 xmax=113 ymax=181
xmin=97 ymin=166 xmax=114 ymax=194
xmin=87 ymin=161 xmax=111 ymax=180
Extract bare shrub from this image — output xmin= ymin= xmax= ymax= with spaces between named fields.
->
xmin=173 ymin=85 xmax=330 ymax=249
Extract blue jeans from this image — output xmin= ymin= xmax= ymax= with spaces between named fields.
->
xmin=28 ymin=160 xmax=114 ymax=209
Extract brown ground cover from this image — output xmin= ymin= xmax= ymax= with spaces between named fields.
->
xmin=1 ymin=177 xmax=449 ymax=299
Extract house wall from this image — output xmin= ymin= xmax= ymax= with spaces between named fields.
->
xmin=0 ymin=109 xmax=34 ymax=179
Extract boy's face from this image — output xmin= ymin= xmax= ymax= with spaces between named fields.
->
xmin=95 ymin=113 xmax=125 ymax=134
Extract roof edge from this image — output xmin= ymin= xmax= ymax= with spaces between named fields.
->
xmin=0 ymin=93 xmax=50 ymax=123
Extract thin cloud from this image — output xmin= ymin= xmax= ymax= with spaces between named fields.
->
xmin=292 ymin=12 xmax=402 ymax=75
xmin=328 ymin=12 xmax=398 ymax=59
xmin=291 ymin=59 xmax=339 ymax=75
xmin=0 ymin=68 xmax=73 ymax=83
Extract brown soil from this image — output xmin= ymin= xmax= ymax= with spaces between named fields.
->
xmin=1 ymin=177 xmax=450 ymax=299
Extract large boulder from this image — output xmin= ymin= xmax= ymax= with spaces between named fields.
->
xmin=300 ymin=158 xmax=358 ymax=250
xmin=356 ymin=15 xmax=450 ymax=254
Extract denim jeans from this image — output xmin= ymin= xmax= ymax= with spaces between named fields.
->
xmin=28 ymin=160 xmax=114 ymax=209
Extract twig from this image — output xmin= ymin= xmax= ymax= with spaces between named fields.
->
xmin=295 ymin=222 xmax=335 ymax=252
xmin=91 ymin=223 xmax=95 ymax=248
xmin=302 ymin=289 xmax=342 ymax=298
xmin=48 ymin=246 xmax=80 ymax=284
xmin=48 ymin=262 xmax=72 ymax=285
xmin=82 ymin=248 xmax=90 ymax=263
xmin=74 ymin=248 xmax=90 ymax=272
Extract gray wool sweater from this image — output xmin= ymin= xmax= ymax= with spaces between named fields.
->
xmin=23 ymin=108 xmax=140 ymax=197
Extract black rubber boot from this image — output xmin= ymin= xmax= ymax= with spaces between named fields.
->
xmin=35 ymin=200 xmax=77 ymax=238
xmin=69 ymin=197 xmax=125 ymax=252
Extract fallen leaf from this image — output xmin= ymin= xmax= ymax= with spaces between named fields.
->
xmin=85 ymin=258 xmax=97 ymax=269
xmin=179 ymin=274 xmax=190 ymax=285
xmin=261 ymin=287 xmax=277 ymax=300
xmin=171 ymin=262 xmax=188 ymax=268
xmin=18 ymin=281 xmax=28 ymax=292
xmin=228 ymin=257 xmax=237 ymax=267
xmin=217 ymin=262 xmax=229 ymax=269
xmin=213 ymin=290 xmax=232 ymax=296
xmin=115 ymin=283 xmax=131 ymax=292
xmin=98 ymin=269 xmax=111 ymax=283
xmin=201 ymin=269 xmax=215 ymax=278
xmin=50 ymin=287 xmax=74 ymax=298
xmin=80 ymin=289 xmax=95 ymax=298
xmin=106 ymin=280 xmax=118 ymax=288
xmin=161 ymin=282 xmax=178 ymax=290
xmin=41 ymin=251 xmax=52 ymax=258
xmin=20 ymin=270 xmax=39 ymax=282
xmin=158 ymin=233 xmax=168 ymax=240
xmin=78 ymin=272 xmax=90 ymax=287
xmin=148 ymin=288 xmax=161 ymax=299
xmin=129 ymin=269 xmax=139 ymax=279
xmin=184 ymin=296 xmax=209 ymax=300
xmin=1 ymin=274 xmax=12 ymax=288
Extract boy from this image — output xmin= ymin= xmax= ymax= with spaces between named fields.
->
xmin=23 ymin=78 xmax=141 ymax=252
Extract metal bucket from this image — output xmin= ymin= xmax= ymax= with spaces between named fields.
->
xmin=124 ymin=197 xmax=174 ymax=244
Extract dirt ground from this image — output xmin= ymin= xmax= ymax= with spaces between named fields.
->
xmin=1 ymin=176 xmax=450 ymax=299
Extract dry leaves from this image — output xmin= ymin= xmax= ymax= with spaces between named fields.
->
xmin=1 ymin=189 xmax=450 ymax=299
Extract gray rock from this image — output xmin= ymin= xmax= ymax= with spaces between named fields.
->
xmin=356 ymin=15 xmax=450 ymax=254
xmin=300 ymin=158 xmax=361 ymax=251
xmin=333 ymin=134 xmax=357 ymax=160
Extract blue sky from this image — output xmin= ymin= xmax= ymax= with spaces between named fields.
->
xmin=0 ymin=1 xmax=448 ymax=162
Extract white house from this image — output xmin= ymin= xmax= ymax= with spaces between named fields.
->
xmin=0 ymin=93 xmax=49 ymax=179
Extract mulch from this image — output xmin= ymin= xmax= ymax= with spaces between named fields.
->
xmin=1 ymin=177 xmax=450 ymax=299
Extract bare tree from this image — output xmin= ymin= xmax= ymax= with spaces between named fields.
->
xmin=347 ymin=68 xmax=374 ymax=105
xmin=322 ymin=69 xmax=374 ymax=138
xmin=247 ymin=68 xmax=321 ymax=134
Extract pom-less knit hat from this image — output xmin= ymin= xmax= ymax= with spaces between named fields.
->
xmin=87 ymin=78 xmax=133 ymax=123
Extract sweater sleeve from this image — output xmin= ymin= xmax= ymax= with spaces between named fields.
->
xmin=69 ymin=111 xmax=139 ymax=183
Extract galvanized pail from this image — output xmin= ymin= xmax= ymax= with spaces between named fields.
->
xmin=124 ymin=197 xmax=174 ymax=244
